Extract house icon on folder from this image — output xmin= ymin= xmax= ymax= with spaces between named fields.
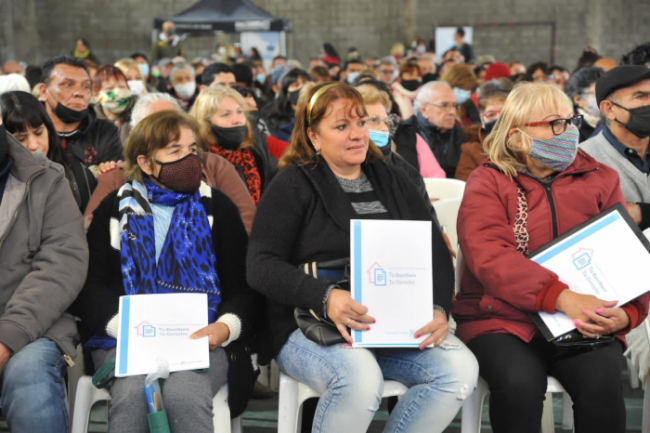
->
xmin=134 ymin=321 xmax=156 ymax=337
xmin=571 ymin=248 xmax=594 ymax=270
xmin=367 ymin=262 xmax=387 ymax=286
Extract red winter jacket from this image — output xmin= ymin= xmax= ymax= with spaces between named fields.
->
xmin=453 ymin=150 xmax=650 ymax=345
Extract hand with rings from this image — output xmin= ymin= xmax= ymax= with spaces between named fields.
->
xmin=326 ymin=289 xmax=375 ymax=344
xmin=414 ymin=309 xmax=449 ymax=350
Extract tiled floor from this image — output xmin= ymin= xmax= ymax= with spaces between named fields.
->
xmin=82 ymin=365 xmax=645 ymax=432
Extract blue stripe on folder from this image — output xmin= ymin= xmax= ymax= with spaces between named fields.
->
xmin=353 ymin=221 xmax=362 ymax=344
xmin=118 ymin=297 xmax=131 ymax=375
xmin=532 ymin=212 xmax=620 ymax=265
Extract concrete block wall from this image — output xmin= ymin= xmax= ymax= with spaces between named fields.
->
xmin=1 ymin=0 xmax=649 ymax=71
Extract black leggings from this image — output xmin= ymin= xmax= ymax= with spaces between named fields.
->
xmin=467 ymin=333 xmax=625 ymax=433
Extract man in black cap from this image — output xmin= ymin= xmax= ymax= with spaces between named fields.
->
xmin=581 ymin=65 xmax=650 ymax=229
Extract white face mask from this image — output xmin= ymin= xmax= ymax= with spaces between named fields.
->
xmin=127 ymin=80 xmax=145 ymax=96
xmin=174 ymin=81 xmax=196 ymax=100
xmin=583 ymin=96 xmax=600 ymax=118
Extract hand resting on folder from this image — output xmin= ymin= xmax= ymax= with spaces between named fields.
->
xmin=555 ymin=290 xmax=629 ymax=337
xmin=326 ymin=289 xmax=374 ymax=344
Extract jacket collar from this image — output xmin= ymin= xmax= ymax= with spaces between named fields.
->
xmin=6 ymin=132 xmax=47 ymax=183
xmin=298 ymin=158 xmax=409 ymax=232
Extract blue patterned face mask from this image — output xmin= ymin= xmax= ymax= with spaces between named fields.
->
xmin=521 ymin=126 xmax=579 ymax=172
xmin=453 ymin=87 xmax=471 ymax=104
xmin=369 ymin=129 xmax=390 ymax=147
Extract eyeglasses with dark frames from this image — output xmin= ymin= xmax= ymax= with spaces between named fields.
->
xmin=523 ymin=114 xmax=583 ymax=136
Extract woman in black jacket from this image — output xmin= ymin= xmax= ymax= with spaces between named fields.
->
xmin=71 ymin=111 xmax=262 ymax=432
xmin=0 ymin=91 xmax=96 ymax=212
xmin=247 ymin=82 xmax=478 ymax=433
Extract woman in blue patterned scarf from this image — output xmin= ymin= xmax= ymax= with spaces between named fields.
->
xmin=71 ymin=110 xmax=263 ymax=432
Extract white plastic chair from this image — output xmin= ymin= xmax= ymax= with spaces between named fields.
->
xmin=461 ymin=376 xmax=573 ymax=433
xmin=423 ymin=178 xmax=466 ymax=200
xmin=278 ymin=371 xmax=408 ymax=433
xmin=455 ymin=248 xmax=574 ymax=432
xmin=71 ymin=375 xmax=242 ymax=433
xmin=432 ymin=197 xmax=462 ymax=256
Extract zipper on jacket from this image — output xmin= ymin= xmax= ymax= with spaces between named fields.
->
xmin=0 ymin=167 xmax=46 ymax=248
xmin=63 ymin=353 xmax=75 ymax=367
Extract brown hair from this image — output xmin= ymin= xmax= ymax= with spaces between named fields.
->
xmin=279 ymin=82 xmax=383 ymax=169
xmin=92 ymin=64 xmax=128 ymax=95
xmin=441 ymin=64 xmax=477 ymax=91
xmin=125 ymin=110 xmax=202 ymax=183
xmin=309 ymin=65 xmax=331 ymax=83
xmin=478 ymin=78 xmax=513 ymax=111
xmin=399 ymin=62 xmax=421 ymax=78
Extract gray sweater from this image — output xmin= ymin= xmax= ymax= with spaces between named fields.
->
xmin=0 ymin=133 xmax=88 ymax=360
xmin=580 ymin=131 xmax=650 ymax=204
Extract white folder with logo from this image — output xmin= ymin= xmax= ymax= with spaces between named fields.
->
xmin=529 ymin=204 xmax=650 ymax=340
xmin=116 ymin=293 xmax=210 ymax=377
xmin=350 ymin=220 xmax=434 ymax=348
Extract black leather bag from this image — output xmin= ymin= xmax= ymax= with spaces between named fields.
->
xmin=294 ymin=258 xmax=350 ymax=346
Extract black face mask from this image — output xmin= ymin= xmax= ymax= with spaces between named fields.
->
xmin=0 ymin=125 xmax=7 ymax=163
xmin=401 ymin=79 xmax=421 ymax=92
xmin=612 ymin=102 xmax=650 ymax=138
xmin=483 ymin=119 xmax=498 ymax=134
xmin=288 ymin=89 xmax=301 ymax=106
xmin=422 ymin=73 xmax=438 ymax=84
xmin=153 ymin=153 xmax=202 ymax=194
xmin=210 ymin=124 xmax=247 ymax=151
xmin=166 ymin=29 xmax=176 ymax=37
xmin=54 ymin=102 xmax=88 ymax=124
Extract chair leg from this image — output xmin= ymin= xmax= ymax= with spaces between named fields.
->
xmin=70 ymin=377 xmax=96 ymax=433
xmin=561 ymin=392 xmax=574 ymax=431
xmin=540 ymin=393 xmax=555 ymax=433
xmin=628 ymin=357 xmax=640 ymax=389
xmin=278 ymin=374 xmax=300 ymax=433
xmin=461 ymin=377 xmax=489 ymax=433
xmin=643 ymin=382 xmax=650 ymax=433
xmin=230 ymin=416 xmax=243 ymax=433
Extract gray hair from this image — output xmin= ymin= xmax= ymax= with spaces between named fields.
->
xmin=130 ymin=92 xmax=182 ymax=129
xmin=170 ymin=62 xmax=195 ymax=80
xmin=0 ymin=74 xmax=30 ymax=95
xmin=413 ymin=81 xmax=452 ymax=114
xmin=379 ymin=56 xmax=397 ymax=67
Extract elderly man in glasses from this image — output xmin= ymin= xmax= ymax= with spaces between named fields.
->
xmin=393 ymin=81 xmax=466 ymax=178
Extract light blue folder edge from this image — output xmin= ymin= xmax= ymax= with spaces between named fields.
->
xmin=353 ymin=221 xmax=362 ymax=344
xmin=118 ymin=296 xmax=131 ymax=375
xmin=352 ymin=221 xmax=419 ymax=348
xmin=531 ymin=212 xmax=620 ymax=265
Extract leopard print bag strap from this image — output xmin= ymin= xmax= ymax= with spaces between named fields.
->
xmin=514 ymin=182 xmax=530 ymax=255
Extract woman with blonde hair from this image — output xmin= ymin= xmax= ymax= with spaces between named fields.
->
xmin=455 ymin=81 xmax=650 ymax=432
xmin=190 ymin=85 xmax=277 ymax=204
xmin=115 ymin=58 xmax=149 ymax=96
xmin=247 ymin=82 xmax=478 ymax=433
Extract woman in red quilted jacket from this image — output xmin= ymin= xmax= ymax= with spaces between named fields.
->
xmin=454 ymin=81 xmax=650 ymax=433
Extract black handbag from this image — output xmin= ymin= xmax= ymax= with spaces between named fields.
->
xmin=514 ymin=182 xmax=614 ymax=354
xmin=294 ymin=258 xmax=350 ymax=346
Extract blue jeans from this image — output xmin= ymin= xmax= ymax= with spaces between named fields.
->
xmin=0 ymin=338 xmax=69 ymax=433
xmin=276 ymin=329 xmax=479 ymax=433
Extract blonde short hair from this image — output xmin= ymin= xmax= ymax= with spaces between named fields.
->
xmin=484 ymin=82 xmax=573 ymax=178
xmin=189 ymin=86 xmax=253 ymax=151
xmin=359 ymin=87 xmax=391 ymax=112
xmin=115 ymin=58 xmax=142 ymax=81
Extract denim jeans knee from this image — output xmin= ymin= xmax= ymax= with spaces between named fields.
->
xmin=0 ymin=338 xmax=69 ymax=433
